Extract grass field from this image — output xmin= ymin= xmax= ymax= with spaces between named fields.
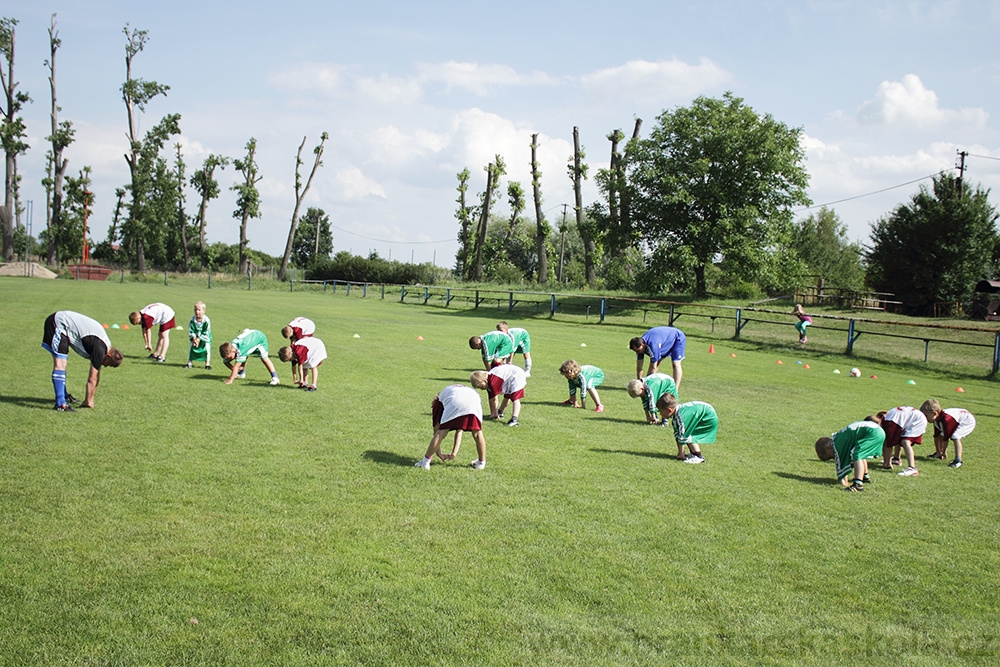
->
xmin=1 ymin=277 xmax=999 ymax=666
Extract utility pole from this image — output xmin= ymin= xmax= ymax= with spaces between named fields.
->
xmin=956 ymin=150 xmax=968 ymax=197
xmin=558 ymin=203 xmax=568 ymax=284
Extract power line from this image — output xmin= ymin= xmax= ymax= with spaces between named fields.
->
xmin=967 ymin=153 xmax=1000 ymax=162
xmin=328 ymin=223 xmax=453 ymax=245
xmin=796 ymin=170 xmax=951 ymax=212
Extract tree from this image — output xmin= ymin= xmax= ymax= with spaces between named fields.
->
xmin=867 ymin=173 xmax=999 ymax=315
xmin=504 ymin=181 xmax=524 ymax=244
xmin=568 ymin=127 xmax=595 ymax=284
xmin=454 ymin=168 xmax=474 ymax=277
xmin=0 ymin=16 xmax=30 ymax=262
xmin=121 ymin=25 xmax=171 ymax=270
xmin=530 ymin=134 xmax=548 ymax=283
xmin=279 ymin=132 xmax=327 ymax=281
xmin=44 ymin=15 xmax=74 ymax=267
xmin=190 ymin=153 xmax=229 ymax=266
xmin=292 ymin=206 xmax=332 ymax=268
xmin=39 ymin=165 xmax=90 ymax=264
xmin=630 ymin=93 xmax=810 ymax=297
xmin=791 ymin=207 xmax=865 ymax=290
xmin=232 ymin=137 xmax=262 ymax=275
xmin=172 ymin=144 xmax=191 ymax=268
xmin=471 ymin=155 xmax=505 ymax=282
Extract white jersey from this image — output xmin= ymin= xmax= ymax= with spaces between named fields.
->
xmin=288 ymin=317 xmax=316 ymax=337
xmin=293 ymin=337 xmax=327 ymax=369
xmin=438 ymin=385 xmax=483 ymax=424
xmin=141 ymin=303 xmax=175 ymax=325
xmin=884 ymin=406 xmax=928 ymax=438
xmin=488 ymin=364 xmax=527 ymax=394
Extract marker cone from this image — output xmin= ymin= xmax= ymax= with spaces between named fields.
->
xmin=709 ymin=344 xmax=715 ymax=354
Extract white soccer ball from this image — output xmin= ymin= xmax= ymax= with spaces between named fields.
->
xmin=849 ymin=367 xmax=861 ymax=378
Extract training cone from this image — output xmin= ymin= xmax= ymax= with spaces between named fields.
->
xmin=581 ymin=343 xmax=587 ymax=347
xmin=907 ymin=380 xmax=916 ymax=385
xmin=956 ymin=387 xmax=965 ymax=393
xmin=729 ymin=353 xmax=736 ymax=358
xmin=803 ymin=364 xmax=810 ymax=369
xmin=353 ymin=334 xmax=361 ymax=338
xmin=102 ymin=323 xmax=109 ymax=329
xmin=833 ymin=369 xmax=841 ymax=374
xmin=776 ymin=360 xmax=783 ymax=365
xmin=709 ymin=344 xmax=715 ymax=354
xmin=175 ymin=325 xmax=184 ymax=330
xmin=416 ymin=336 xmax=424 ymax=340
xmin=796 ymin=360 xmax=803 ymax=365
xmin=121 ymin=324 xmax=130 ymax=329
xmin=111 ymin=323 xmax=120 ymax=329
xmin=870 ymin=375 xmax=878 ymax=379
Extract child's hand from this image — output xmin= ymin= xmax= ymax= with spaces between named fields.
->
xmin=575 ymin=402 xmax=583 ymax=409
xmin=223 ymin=379 xmax=233 ymax=385
xmin=440 ymin=453 xmax=455 ymax=462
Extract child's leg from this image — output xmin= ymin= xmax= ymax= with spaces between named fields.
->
xmin=472 ymin=430 xmax=486 ymax=462
xmin=423 ymin=428 xmax=449 ymax=459
xmin=689 ymin=444 xmax=703 ymax=458
xmin=159 ymin=330 xmax=170 ymax=358
xmin=498 ymin=397 xmax=510 ymax=415
xmin=309 ymin=367 xmax=319 ymax=388
xmin=953 ymin=438 xmax=963 ymax=460
xmin=901 ymin=440 xmax=916 ymax=468
xmin=205 ymin=343 xmax=211 ymax=367
xmin=510 ymin=398 xmax=520 ymax=419
xmin=881 ymin=442 xmax=892 ymax=468
xmin=262 ymin=357 xmax=278 ymax=375
xmin=588 ymin=387 xmax=602 ymax=407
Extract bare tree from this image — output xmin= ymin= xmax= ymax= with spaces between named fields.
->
xmin=173 ymin=144 xmax=190 ymax=268
xmin=569 ymin=127 xmax=594 ymax=284
xmin=278 ymin=132 xmax=327 ymax=281
xmin=45 ymin=15 xmax=74 ymax=266
xmin=530 ymin=133 xmax=547 ymax=283
xmin=472 ymin=155 xmax=505 ymax=282
xmin=617 ymin=118 xmax=642 ymax=253
xmin=0 ymin=17 xmax=30 ymax=262
xmin=231 ymin=138 xmax=261 ymax=275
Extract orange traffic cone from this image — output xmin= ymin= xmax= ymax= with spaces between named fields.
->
xmin=709 ymin=344 xmax=715 ymax=354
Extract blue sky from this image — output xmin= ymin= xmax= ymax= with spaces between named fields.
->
xmin=7 ymin=0 xmax=1000 ymax=265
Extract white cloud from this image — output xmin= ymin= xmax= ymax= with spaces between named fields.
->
xmin=856 ymin=74 xmax=988 ymax=128
xmin=267 ymin=62 xmax=351 ymax=96
xmin=335 ymin=166 xmax=387 ymax=200
xmin=355 ymin=74 xmax=423 ymax=105
xmin=416 ymin=61 xmax=557 ymax=95
xmin=369 ymin=125 xmax=450 ymax=164
xmin=579 ymin=58 xmax=733 ymax=104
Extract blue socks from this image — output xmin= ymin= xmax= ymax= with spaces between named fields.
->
xmin=52 ymin=369 xmax=67 ymax=407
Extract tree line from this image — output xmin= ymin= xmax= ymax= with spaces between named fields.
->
xmin=0 ymin=17 xmax=333 ymax=279
xmin=454 ymin=93 xmax=999 ymax=315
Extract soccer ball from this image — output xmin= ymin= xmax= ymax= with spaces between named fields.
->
xmin=849 ymin=367 xmax=861 ymax=378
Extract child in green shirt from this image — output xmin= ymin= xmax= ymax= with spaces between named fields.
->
xmin=186 ymin=301 xmax=212 ymax=369
xmin=559 ymin=360 xmax=604 ymax=412
xmin=626 ymin=373 xmax=678 ymax=424
xmin=219 ymin=329 xmax=280 ymax=385
xmin=656 ymin=394 xmax=718 ymax=464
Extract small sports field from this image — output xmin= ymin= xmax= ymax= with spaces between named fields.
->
xmin=1 ymin=278 xmax=998 ymax=666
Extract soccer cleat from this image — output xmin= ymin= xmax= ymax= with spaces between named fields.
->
xmin=54 ymin=403 xmax=76 ymax=413
xmin=862 ymin=473 xmax=872 ymax=485
xmin=844 ymin=481 xmax=864 ymax=492
xmin=184 ymin=362 xmax=193 ymax=369
xmin=155 ymin=356 xmax=165 ymax=363
xmin=890 ymin=457 xmax=902 ymax=466
xmin=305 ymin=385 xmax=317 ymax=392
xmin=948 ymin=458 xmax=963 ymax=468
xmin=64 ymin=393 xmax=80 ymax=405
xmin=147 ymin=353 xmax=157 ymax=360
xmin=205 ymin=365 xmax=212 ymax=370
xmin=236 ymin=372 xmax=246 ymax=379
xmin=683 ymin=454 xmax=705 ymax=464
xmin=506 ymin=417 xmax=519 ymax=427
xmin=898 ymin=466 xmax=919 ymax=477
xmin=497 ymin=411 xmax=504 ymax=420
xmin=470 ymin=459 xmax=486 ymax=470
xmin=595 ymin=404 xmax=604 ymax=413
xmin=269 ymin=377 xmax=280 ymax=386
xmin=414 ymin=458 xmax=431 ymax=470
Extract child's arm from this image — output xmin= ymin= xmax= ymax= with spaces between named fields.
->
xmin=223 ymin=361 xmax=241 ymax=384
xmin=143 ymin=326 xmax=152 ymax=351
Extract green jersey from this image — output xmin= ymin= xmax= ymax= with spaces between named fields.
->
xmin=568 ymin=365 xmax=604 ymax=397
xmin=480 ymin=331 xmax=514 ymax=363
xmin=232 ymin=329 xmax=269 ymax=363
xmin=642 ymin=373 xmax=678 ymax=415
xmin=671 ymin=401 xmax=718 ymax=445
xmin=507 ymin=327 xmax=531 ymax=353
xmin=189 ymin=315 xmax=212 ymax=362
xmin=832 ymin=421 xmax=886 ymax=480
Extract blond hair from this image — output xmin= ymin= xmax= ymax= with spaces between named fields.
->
xmin=278 ymin=346 xmax=294 ymax=363
xmin=281 ymin=325 xmax=294 ymax=339
xmin=470 ymin=370 xmax=488 ymax=389
xmin=496 ymin=321 xmax=509 ymax=332
xmin=559 ymin=359 xmax=580 ymax=377
xmin=656 ymin=393 xmax=678 ymax=413
xmin=920 ymin=399 xmax=941 ymax=421
xmin=128 ymin=311 xmax=141 ymax=325
xmin=626 ymin=379 xmax=644 ymax=398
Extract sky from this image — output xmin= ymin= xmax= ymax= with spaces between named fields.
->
xmin=5 ymin=0 xmax=1000 ymax=266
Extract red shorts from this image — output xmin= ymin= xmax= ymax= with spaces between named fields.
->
xmin=159 ymin=317 xmax=176 ymax=333
xmin=882 ymin=421 xmax=923 ymax=447
xmin=505 ymin=389 xmax=525 ymax=401
xmin=431 ymin=398 xmax=482 ymax=432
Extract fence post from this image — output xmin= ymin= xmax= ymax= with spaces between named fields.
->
xmin=346 ymin=282 xmax=351 ymax=296
xmin=289 ymin=280 xmax=294 ymax=292
xmin=208 ymin=273 xmax=211 ymax=289
xmin=993 ymin=331 xmax=1000 ymax=375
xmin=847 ymin=319 xmax=856 ymax=354
xmin=247 ymin=270 xmax=252 ymax=291
xmin=164 ymin=270 xmax=168 ymax=286
xmin=735 ymin=309 xmax=742 ymax=338
xmin=924 ymin=340 xmax=930 ymax=363
xmin=424 ymin=287 xmax=430 ymax=304
xmin=508 ymin=292 xmax=514 ymax=313
xmin=446 ymin=288 xmax=451 ymax=306
xmin=332 ymin=280 xmax=337 ymax=293
xmin=363 ymin=283 xmax=368 ymax=298
xmin=475 ymin=290 xmax=480 ymax=309
xmin=669 ymin=304 xmax=675 ymax=326
xmin=121 ymin=268 xmax=125 ymax=283
xmin=381 ymin=284 xmax=385 ymax=299
xmin=400 ymin=286 xmax=406 ymax=302
xmin=550 ymin=294 xmax=556 ymax=317
xmin=600 ymin=298 xmax=606 ymax=323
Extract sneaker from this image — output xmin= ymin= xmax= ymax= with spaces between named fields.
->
xmin=683 ymin=454 xmax=705 ymax=464
xmin=54 ymin=403 xmax=76 ymax=413
xmin=269 ymin=377 xmax=280 ymax=386
xmin=184 ymin=362 xmax=193 ymax=369
xmin=236 ymin=372 xmax=246 ymax=379
xmin=524 ymin=371 xmax=531 ymax=378
xmin=898 ymin=467 xmax=919 ymax=477
xmin=414 ymin=458 xmax=431 ymax=470
xmin=948 ymin=458 xmax=963 ymax=468
xmin=844 ymin=481 xmax=864 ymax=492
xmin=890 ymin=457 xmax=902 ymax=466
xmin=507 ymin=417 xmax=519 ymax=427
xmin=205 ymin=365 xmax=212 ymax=370
xmin=147 ymin=353 xmax=157 ymax=359
xmin=305 ymin=385 xmax=317 ymax=392
xmin=64 ymin=393 xmax=80 ymax=405
xmin=470 ymin=459 xmax=486 ymax=470
xmin=862 ymin=474 xmax=872 ymax=484
xmin=497 ymin=411 xmax=504 ymax=420
xmin=595 ymin=404 xmax=604 ymax=413
xmin=156 ymin=356 xmax=166 ymax=363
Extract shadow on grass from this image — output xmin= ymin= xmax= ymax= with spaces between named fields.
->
xmin=772 ymin=471 xmax=834 ymax=486
xmin=363 ymin=450 xmax=417 ymax=466
xmin=590 ymin=447 xmax=674 ymax=460
xmin=427 ymin=376 xmax=472 ymax=384
xmin=0 ymin=394 xmax=60 ymax=410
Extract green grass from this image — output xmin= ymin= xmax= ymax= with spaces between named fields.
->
xmin=2 ymin=277 xmax=1000 ymax=665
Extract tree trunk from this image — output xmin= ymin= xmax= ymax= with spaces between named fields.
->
xmin=531 ymin=133 xmax=547 ymax=284
xmin=279 ymin=133 xmax=326 ymax=281
xmin=695 ymin=263 xmax=707 ymax=298
xmin=239 ymin=213 xmax=249 ymax=275
xmin=572 ymin=127 xmax=594 ymax=284
xmin=137 ymin=238 xmax=146 ymax=272
xmin=472 ymin=168 xmax=495 ymax=282
xmin=618 ymin=118 xmax=642 ymax=254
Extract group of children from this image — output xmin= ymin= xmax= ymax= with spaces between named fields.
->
xmin=817 ymin=400 xmax=976 ymax=492
xmin=418 ymin=323 xmax=719 ymax=470
xmin=129 ymin=302 xmax=328 ymax=390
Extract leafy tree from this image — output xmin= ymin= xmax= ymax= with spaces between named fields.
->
xmin=232 ymin=137 xmax=262 ymax=275
xmin=471 ymin=155 xmax=505 ymax=281
xmin=44 ymin=15 xmax=74 ymax=267
xmin=121 ymin=25 xmax=173 ymax=270
xmin=568 ymin=127 xmax=596 ymax=284
xmin=190 ymin=153 xmax=229 ymax=266
xmin=453 ymin=168 xmax=475 ymax=277
xmin=39 ymin=166 xmax=90 ymax=264
xmin=867 ymin=173 xmax=999 ymax=315
xmin=529 ymin=134 xmax=549 ymax=283
xmin=168 ymin=143 xmax=194 ymax=269
xmin=0 ymin=16 xmax=30 ymax=262
xmin=630 ymin=93 xmax=810 ymax=297
xmin=292 ymin=206 xmax=332 ymax=267
xmin=791 ymin=207 xmax=865 ymax=290
xmin=279 ymin=132 xmax=327 ymax=281
xmin=504 ymin=181 xmax=524 ymax=244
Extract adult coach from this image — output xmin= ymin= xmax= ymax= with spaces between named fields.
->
xmin=42 ymin=310 xmax=123 ymax=411
xmin=629 ymin=325 xmax=686 ymax=388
